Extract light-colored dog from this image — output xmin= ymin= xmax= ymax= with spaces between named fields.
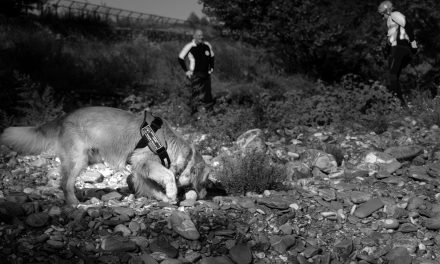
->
xmin=0 ymin=106 xmax=210 ymax=206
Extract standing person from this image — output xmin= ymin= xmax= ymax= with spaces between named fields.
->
xmin=178 ymin=29 xmax=215 ymax=116
xmin=377 ymin=0 xmax=418 ymax=106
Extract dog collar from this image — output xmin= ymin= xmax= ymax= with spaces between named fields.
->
xmin=134 ymin=111 xmax=171 ymax=168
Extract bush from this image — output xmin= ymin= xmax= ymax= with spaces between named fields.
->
xmin=196 ymin=105 xmax=259 ymax=144
xmin=213 ymin=151 xmax=287 ymax=196
xmin=411 ymin=93 xmax=440 ymax=128
xmin=13 ymin=72 xmax=64 ymax=125
xmin=0 ymin=109 xmax=14 ymax=131
xmin=253 ymin=74 xmax=401 ymax=132
xmin=201 ymin=0 xmax=440 ymax=94
xmin=214 ymin=42 xmax=269 ymax=82
xmin=181 ymin=73 xmax=406 ymax=143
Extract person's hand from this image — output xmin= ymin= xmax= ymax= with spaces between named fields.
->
xmin=410 ymin=40 xmax=418 ymax=54
xmin=410 ymin=40 xmax=417 ymax=49
xmin=208 ymin=68 xmax=213 ymax=75
xmin=185 ymin=70 xmax=193 ymax=79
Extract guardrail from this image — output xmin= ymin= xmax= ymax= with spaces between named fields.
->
xmin=41 ymin=0 xmax=190 ymax=28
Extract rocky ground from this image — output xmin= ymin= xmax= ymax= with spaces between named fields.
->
xmin=1 ymin=116 xmax=440 ymax=264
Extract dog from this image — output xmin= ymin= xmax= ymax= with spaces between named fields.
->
xmin=0 ymin=106 xmax=210 ymax=206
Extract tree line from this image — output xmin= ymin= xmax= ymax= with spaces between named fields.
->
xmin=2 ymin=0 xmax=439 ymax=95
xmin=200 ymin=0 xmax=440 ymax=94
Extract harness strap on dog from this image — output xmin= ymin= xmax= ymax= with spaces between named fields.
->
xmin=134 ymin=111 xmax=171 ymax=168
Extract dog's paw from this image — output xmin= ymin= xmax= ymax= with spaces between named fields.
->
xmin=160 ymin=196 xmax=177 ymax=205
xmin=166 ymin=195 xmax=178 ymax=204
xmin=168 ymin=199 xmax=178 ymax=205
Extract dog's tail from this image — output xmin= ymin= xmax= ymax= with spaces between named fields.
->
xmin=1 ymin=118 xmax=62 ymax=154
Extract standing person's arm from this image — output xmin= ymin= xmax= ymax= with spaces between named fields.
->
xmin=404 ymin=18 xmax=418 ymax=51
xmin=206 ymin=42 xmax=215 ymax=74
xmin=209 ymin=56 xmax=215 ymax=74
xmin=390 ymin=11 xmax=417 ymax=51
xmin=178 ymin=43 xmax=194 ymax=78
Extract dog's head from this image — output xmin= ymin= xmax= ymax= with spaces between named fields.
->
xmin=178 ymin=144 xmax=210 ymax=198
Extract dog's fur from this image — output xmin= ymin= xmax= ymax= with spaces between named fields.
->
xmin=0 ymin=106 xmax=210 ymax=206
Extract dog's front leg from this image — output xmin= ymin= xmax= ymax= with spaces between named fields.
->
xmin=131 ymin=159 xmax=178 ymax=203
xmin=147 ymin=161 xmax=178 ymax=203
xmin=130 ymin=148 xmax=178 ymax=203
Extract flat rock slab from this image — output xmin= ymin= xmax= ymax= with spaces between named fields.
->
xmin=354 ymin=198 xmax=384 ymax=218
xmin=101 ymin=236 xmax=137 ymax=252
xmin=256 ymin=197 xmax=291 ymax=210
xmin=384 ymin=145 xmax=423 ymax=161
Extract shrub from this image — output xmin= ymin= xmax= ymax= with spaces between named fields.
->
xmin=13 ymin=72 xmax=64 ymax=125
xmin=359 ymin=111 xmax=393 ymax=135
xmin=197 ymin=106 xmax=258 ymax=142
xmin=411 ymin=93 xmax=440 ymax=128
xmin=213 ymin=150 xmax=287 ymax=196
xmin=0 ymin=109 xmax=14 ymax=131
xmin=254 ymin=74 xmax=402 ymax=133
xmin=214 ymin=42 xmax=264 ymax=82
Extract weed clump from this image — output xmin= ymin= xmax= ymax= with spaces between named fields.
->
xmin=213 ymin=151 xmax=287 ymax=196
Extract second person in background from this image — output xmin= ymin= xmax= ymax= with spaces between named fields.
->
xmin=377 ymin=0 xmax=418 ymax=107
xmin=178 ymin=29 xmax=215 ymax=117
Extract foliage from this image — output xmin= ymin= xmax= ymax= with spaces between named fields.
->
xmin=2 ymin=12 xmax=440 ymax=142
xmin=0 ymin=19 xmax=188 ymax=111
xmin=0 ymin=0 xmax=43 ymax=16
xmin=200 ymin=0 xmax=380 ymax=79
xmin=213 ymin=42 xmax=273 ymax=82
xmin=39 ymin=12 xmax=115 ymax=40
xmin=0 ymin=15 xmax=276 ymax=116
xmin=0 ymin=110 xmax=15 ymax=131
xmin=13 ymin=72 xmax=64 ymax=125
xmin=186 ymin=12 xmax=201 ymax=28
xmin=410 ymin=93 xmax=440 ymax=128
xmin=199 ymin=106 xmax=258 ymax=142
xmin=213 ymin=150 xmax=287 ymax=196
xmin=200 ymin=0 xmax=440 ymax=92
xmin=200 ymin=17 xmax=209 ymax=26
xmin=181 ymin=73 xmax=405 ymax=145
xmin=254 ymin=74 xmax=400 ymax=131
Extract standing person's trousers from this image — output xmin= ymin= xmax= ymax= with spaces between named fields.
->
xmin=388 ymin=45 xmax=412 ymax=105
xmin=188 ymin=72 xmax=213 ymax=114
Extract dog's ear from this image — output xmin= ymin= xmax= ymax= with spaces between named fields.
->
xmin=195 ymin=165 xmax=210 ymax=199
xmin=189 ymin=149 xmax=211 ymax=197
xmin=201 ymin=165 xmax=211 ymax=184
xmin=145 ymin=111 xmax=155 ymax=120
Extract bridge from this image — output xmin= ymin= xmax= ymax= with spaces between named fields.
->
xmin=39 ymin=0 xmax=199 ymax=36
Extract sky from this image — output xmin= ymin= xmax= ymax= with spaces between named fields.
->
xmin=84 ymin=0 xmax=205 ymax=21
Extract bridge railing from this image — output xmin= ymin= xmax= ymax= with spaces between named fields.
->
xmin=41 ymin=0 xmax=189 ymax=28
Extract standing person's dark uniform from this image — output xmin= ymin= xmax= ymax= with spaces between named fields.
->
xmin=378 ymin=1 xmax=418 ymax=106
xmin=178 ymin=29 xmax=215 ymax=115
